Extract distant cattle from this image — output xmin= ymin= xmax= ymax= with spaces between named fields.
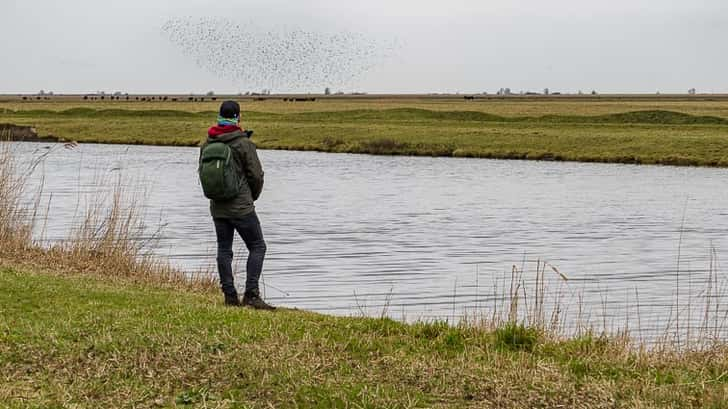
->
xmin=464 ymin=96 xmax=475 ymax=100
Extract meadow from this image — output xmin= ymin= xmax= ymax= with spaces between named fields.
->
xmin=3 ymin=95 xmax=728 ymax=166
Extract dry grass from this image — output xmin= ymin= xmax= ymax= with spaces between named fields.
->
xmin=0 ymin=133 xmax=34 ymax=251
xmin=0 ymin=139 xmax=215 ymax=291
xmin=462 ymin=254 xmax=728 ymax=356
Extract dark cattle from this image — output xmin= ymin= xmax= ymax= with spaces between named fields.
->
xmin=171 ymin=98 xmax=178 ymax=101
xmin=22 ymin=96 xmax=27 ymax=100
xmin=188 ymin=97 xmax=194 ymax=101
xmin=211 ymin=97 xmax=217 ymax=101
xmin=163 ymin=96 xmax=168 ymax=101
xmin=464 ymin=96 xmax=475 ymax=100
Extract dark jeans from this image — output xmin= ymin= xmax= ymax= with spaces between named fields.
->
xmin=213 ymin=212 xmax=267 ymax=297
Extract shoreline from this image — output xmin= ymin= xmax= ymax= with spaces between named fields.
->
xmin=4 ymin=98 xmax=728 ymax=168
xmin=6 ymin=126 xmax=728 ymax=169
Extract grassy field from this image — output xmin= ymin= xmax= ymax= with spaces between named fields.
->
xmin=3 ymin=95 xmax=728 ymax=166
xmin=2 ymin=266 xmax=728 ymax=408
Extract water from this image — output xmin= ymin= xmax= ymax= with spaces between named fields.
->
xmin=11 ymin=142 xmax=728 ymax=340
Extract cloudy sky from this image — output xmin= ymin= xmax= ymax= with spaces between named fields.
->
xmin=1 ymin=0 xmax=726 ymax=94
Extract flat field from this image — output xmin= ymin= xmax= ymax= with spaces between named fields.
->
xmin=3 ymin=95 xmax=728 ymax=166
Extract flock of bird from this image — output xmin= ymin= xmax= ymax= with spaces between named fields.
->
xmin=161 ymin=17 xmax=398 ymax=92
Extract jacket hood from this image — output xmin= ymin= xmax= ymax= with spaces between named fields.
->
xmin=208 ymin=124 xmax=241 ymax=138
xmin=207 ymin=127 xmax=247 ymax=143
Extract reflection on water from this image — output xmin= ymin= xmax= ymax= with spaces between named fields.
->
xmin=12 ymin=142 xmax=728 ymax=340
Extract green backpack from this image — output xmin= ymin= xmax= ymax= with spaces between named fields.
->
xmin=199 ymin=141 xmax=241 ymax=200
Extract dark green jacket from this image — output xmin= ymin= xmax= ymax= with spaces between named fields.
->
xmin=199 ymin=130 xmax=264 ymax=218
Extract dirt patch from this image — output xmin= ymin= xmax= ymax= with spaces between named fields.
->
xmin=0 ymin=124 xmax=60 ymax=142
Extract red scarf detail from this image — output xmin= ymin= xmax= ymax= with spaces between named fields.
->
xmin=208 ymin=124 xmax=242 ymax=138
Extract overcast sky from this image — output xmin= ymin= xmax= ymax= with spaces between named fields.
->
xmin=1 ymin=0 xmax=727 ymax=94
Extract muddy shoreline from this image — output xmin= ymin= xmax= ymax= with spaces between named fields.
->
xmin=1 ymin=124 xmax=61 ymax=142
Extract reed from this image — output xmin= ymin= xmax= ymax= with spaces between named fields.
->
xmin=0 ymin=134 xmax=33 ymax=250
xmin=460 ymin=252 xmax=728 ymax=354
xmin=0 ymin=139 xmax=215 ymax=290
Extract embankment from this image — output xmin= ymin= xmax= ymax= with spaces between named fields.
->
xmin=4 ymin=107 xmax=728 ymax=167
xmin=0 ymin=123 xmax=60 ymax=142
xmin=2 ymin=267 xmax=728 ymax=408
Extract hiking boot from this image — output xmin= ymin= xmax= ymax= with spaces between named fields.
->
xmin=224 ymin=293 xmax=241 ymax=306
xmin=242 ymin=291 xmax=276 ymax=311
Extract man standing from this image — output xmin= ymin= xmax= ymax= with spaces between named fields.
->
xmin=199 ymin=100 xmax=274 ymax=310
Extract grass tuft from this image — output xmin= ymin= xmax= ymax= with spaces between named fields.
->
xmin=494 ymin=323 xmax=541 ymax=352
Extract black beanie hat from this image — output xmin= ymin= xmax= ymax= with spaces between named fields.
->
xmin=219 ymin=100 xmax=240 ymax=119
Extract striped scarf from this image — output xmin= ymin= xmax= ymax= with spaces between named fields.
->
xmin=217 ymin=115 xmax=239 ymax=126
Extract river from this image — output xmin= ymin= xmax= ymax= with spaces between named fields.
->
xmin=11 ymin=142 xmax=728 ymax=341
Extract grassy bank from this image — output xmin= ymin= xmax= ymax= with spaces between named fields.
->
xmin=3 ymin=97 xmax=728 ymax=166
xmin=4 ymin=112 xmax=728 ymax=408
xmin=2 ymin=267 xmax=728 ymax=408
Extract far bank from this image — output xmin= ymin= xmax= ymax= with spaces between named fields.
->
xmin=3 ymin=97 xmax=728 ymax=167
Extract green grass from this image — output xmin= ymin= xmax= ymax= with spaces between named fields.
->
xmin=2 ymin=267 xmax=728 ymax=408
xmin=4 ymin=100 xmax=728 ymax=166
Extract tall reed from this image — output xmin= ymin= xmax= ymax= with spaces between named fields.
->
xmin=461 ymin=253 xmax=728 ymax=352
xmin=0 ymin=139 xmax=214 ymax=290
xmin=0 ymin=134 xmax=32 ymax=250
